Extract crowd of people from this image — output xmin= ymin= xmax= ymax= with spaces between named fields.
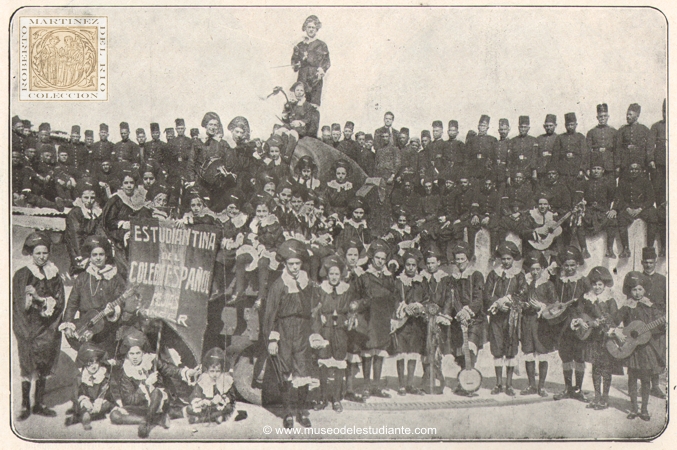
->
xmin=11 ymin=90 xmax=667 ymax=437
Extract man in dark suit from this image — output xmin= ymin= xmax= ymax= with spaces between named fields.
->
xmin=374 ymin=111 xmax=399 ymax=150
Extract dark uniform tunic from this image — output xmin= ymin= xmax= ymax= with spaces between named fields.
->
xmin=580 ymin=293 xmax=624 ymax=375
xmin=523 ymin=275 xmax=560 ymax=354
xmin=578 ymin=176 xmax=617 ymax=235
xmin=114 ymin=139 xmax=142 ymax=166
xmin=535 ymin=133 xmax=558 ymax=181
xmin=90 ymin=140 xmax=115 ymax=169
xmin=553 ymin=131 xmax=588 ymax=190
xmin=445 ymin=138 xmax=465 ymax=181
xmin=291 ymin=38 xmax=330 ymax=106
xmin=643 ymin=271 xmax=666 ymax=368
xmin=337 ymin=138 xmax=361 ymax=163
xmin=586 ymin=124 xmax=618 ymax=174
xmin=616 ymin=121 xmax=653 ymax=172
xmin=614 ymin=300 xmax=665 ymax=375
xmin=649 ymin=118 xmax=666 ymax=205
xmin=421 ymin=270 xmax=453 ymax=355
xmin=354 ymin=267 xmax=398 ymax=353
xmin=508 ymin=134 xmax=538 ymax=178
xmin=419 ymin=138 xmax=447 ymax=181
xmin=464 ymin=134 xmax=497 ymax=181
xmin=12 ymin=263 xmax=65 ymax=377
xmin=494 ymin=137 xmax=510 ymax=186
xmin=551 ymin=273 xmax=591 ymax=363
xmin=449 ymin=269 xmax=485 ymax=356
xmin=614 ymin=172 xmax=657 ymax=237
xmin=484 ymin=267 xmax=527 ymax=359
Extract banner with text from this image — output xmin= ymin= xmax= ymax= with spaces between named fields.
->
xmin=128 ymin=217 xmax=221 ymax=362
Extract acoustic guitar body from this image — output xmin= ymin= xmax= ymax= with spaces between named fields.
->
xmin=606 ymin=320 xmax=655 ymax=359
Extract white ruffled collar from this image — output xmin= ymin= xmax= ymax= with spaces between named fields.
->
xmin=349 ymin=266 xmax=365 ymax=278
xmin=320 ymin=280 xmax=350 ymax=295
xmin=451 ymin=266 xmax=475 ymax=280
xmin=196 ymin=372 xmax=233 ymax=398
xmin=344 ymin=218 xmax=367 ymax=229
xmin=73 ymin=197 xmax=102 ymax=219
xmin=281 ymin=269 xmax=309 ymax=293
xmin=26 ymin=261 xmax=59 ymax=280
xmin=366 ymin=264 xmax=391 ymax=277
xmin=493 ymin=265 xmax=521 ymax=279
xmin=123 ymin=353 xmax=156 ymax=380
xmin=81 ymin=365 xmax=107 ymax=387
xmin=559 ymin=272 xmax=584 ymax=283
xmin=584 ymin=288 xmax=613 ymax=303
xmin=113 ymin=189 xmax=145 ymax=211
xmin=222 ymin=212 xmax=248 ymax=229
xmin=525 ymin=271 xmax=550 ymax=288
xmin=250 ymin=214 xmax=278 ymax=233
xmin=529 ymin=208 xmax=553 ymax=224
xmin=327 ymin=180 xmax=353 ymax=191
xmin=625 ymin=297 xmax=653 ymax=309
xmin=421 ymin=269 xmax=448 ymax=283
xmin=86 ymin=264 xmax=117 ymax=281
xmin=397 ymin=271 xmax=423 ymax=286
xmin=391 ymin=224 xmax=411 ymax=235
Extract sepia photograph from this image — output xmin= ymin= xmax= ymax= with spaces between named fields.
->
xmin=7 ymin=4 xmax=669 ymax=442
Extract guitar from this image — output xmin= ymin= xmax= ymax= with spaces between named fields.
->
xmin=541 ymin=298 xmax=578 ymax=322
xmin=528 ymin=201 xmax=586 ymax=251
xmin=457 ymin=323 xmax=482 ymax=393
xmin=574 ymin=314 xmax=604 ymax=341
xmin=606 ymin=317 xmax=666 ymax=360
xmin=66 ymin=283 xmax=141 ymax=350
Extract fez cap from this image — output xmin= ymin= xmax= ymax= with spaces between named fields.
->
xmin=495 ymin=241 xmax=521 ymax=260
xmin=120 ymin=122 xmax=130 ymax=131
xmin=365 ymin=133 xmax=374 ymax=141
xmin=85 ymin=130 xmax=94 ymax=138
xmin=564 ymin=113 xmax=577 ymax=124
xmin=321 ymin=125 xmax=331 ymax=132
xmin=71 ymin=125 xmax=81 ymax=134
xmin=421 ymin=130 xmax=431 ymax=138
xmin=331 ymin=123 xmax=341 ymax=131
xmin=165 ymin=128 xmax=175 ymax=136
xmin=344 ymin=121 xmax=354 ymax=130
xmin=596 ymin=103 xmax=608 ymax=114
xmin=448 ymin=120 xmax=459 ymax=129
xmin=100 ymin=123 xmax=109 ymax=132
xmin=499 ymin=118 xmax=509 ymax=127
xmin=136 ymin=128 xmax=145 ymax=135
xmin=39 ymin=122 xmax=51 ymax=132
xmin=432 ymin=120 xmax=443 ymax=129
xmin=190 ymin=128 xmax=199 ymax=137
xmin=642 ymin=246 xmax=657 ymax=261
xmin=628 ymin=103 xmax=641 ymax=114
xmin=519 ymin=116 xmax=530 ymax=126
xmin=23 ymin=119 xmax=32 ymax=128
xmin=479 ymin=115 xmax=490 ymax=125
xmin=590 ymin=151 xmax=605 ymax=169
xmin=150 ymin=122 xmax=160 ymax=133
xmin=544 ymin=114 xmax=557 ymax=124
xmin=175 ymin=118 xmax=185 ymax=127
xmin=399 ymin=127 xmax=410 ymax=135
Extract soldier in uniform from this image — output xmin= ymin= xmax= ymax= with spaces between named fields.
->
xmin=165 ymin=128 xmax=175 ymax=143
xmin=114 ymin=122 xmax=142 ymax=167
xmin=399 ymin=130 xmax=419 ymax=172
xmin=397 ymin=127 xmax=410 ymax=150
xmin=495 ymin=118 xmax=511 ymax=190
xmin=586 ymin=103 xmax=618 ymax=179
xmin=374 ymin=111 xmax=399 ymax=151
xmin=23 ymin=119 xmax=40 ymax=153
xmin=451 ymin=174 xmax=478 ymax=258
xmin=355 ymin=133 xmax=375 ymax=177
xmin=649 ymin=100 xmax=666 ymax=218
xmin=613 ymin=158 xmax=658 ymax=257
xmin=291 ymin=15 xmax=330 ymax=106
xmin=445 ymin=120 xmax=465 ymax=182
xmin=330 ymin=123 xmax=342 ymax=149
xmin=145 ymin=122 xmax=166 ymax=164
xmin=616 ymin=103 xmax=654 ymax=173
xmin=337 ymin=121 xmax=360 ymax=162
xmin=498 ymin=170 xmax=533 ymax=245
xmin=465 ymin=115 xmax=497 ymax=185
xmin=539 ymin=161 xmax=574 ymax=251
xmin=12 ymin=115 xmax=25 ymax=153
xmin=508 ymin=116 xmax=538 ymax=185
xmin=90 ymin=123 xmax=115 ymax=171
xmin=553 ymin=112 xmax=588 ymax=192
xmin=63 ymin=125 xmax=90 ymax=175
xmin=36 ymin=122 xmax=58 ymax=161
xmin=640 ymin=246 xmax=666 ymax=398
xmin=169 ymin=118 xmax=196 ymax=184
xmin=419 ymin=120 xmax=448 ymax=182
xmin=535 ymin=114 xmax=558 ymax=187
xmin=575 ymin=152 xmax=618 ymax=258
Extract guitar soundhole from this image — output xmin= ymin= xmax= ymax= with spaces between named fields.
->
xmin=630 ymin=330 xmax=639 ymax=339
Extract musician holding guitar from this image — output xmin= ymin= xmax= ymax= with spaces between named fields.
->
xmin=611 ymin=272 xmax=666 ymax=422
xmin=60 ymin=236 xmax=134 ymax=355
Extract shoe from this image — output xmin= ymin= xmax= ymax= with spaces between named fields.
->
xmin=138 ymin=422 xmax=151 ymax=439
xmin=627 ymin=411 xmax=638 ymax=420
xmin=406 ymin=386 xmax=425 ymax=395
xmin=82 ymin=412 xmax=92 ymax=430
xmin=344 ymin=392 xmax=365 ymax=403
xmin=283 ymin=415 xmax=294 ymax=429
xmin=594 ymin=401 xmax=609 ymax=410
xmin=586 ymin=401 xmax=599 ymax=409
xmin=18 ymin=408 xmax=30 ymax=421
xmin=582 ymin=249 xmax=591 ymax=259
xmin=504 ymin=387 xmax=516 ymax=397
xmin=65 ymin=416 xmax=75 ymax=427
xmin=520 ymin=386 xmax=538 ymax=396
xmin=538 ymin=389 xmax=549 ymax=398
xmin=215 ymin=415 xmax=224 ymax=424
xmin=398 ymin=387 xmax=407 ymax=396
xmin=188 ymin=415 xmax=199 ymax=424
xmin=639 ymin=413 xmax=651 ymax=422
xmin=553 ymin=389 xmax=572 ymax=401
xmin=332 ymin=401 xmax=343 ymax=413
xmin=491 ymin=385 xmax=503 ymax=395
xmin=160 ymin=413 xmax=171 ymax=429
xmin=313 ymin=400 xmax=328 ymax=411
xmin=361 ymin=389 xmax=371 ymax=400
xmin=620 ymin=249 xmax=631 ymax=258
xmin=370 ymin=387 xmax=391 ymax=398
xmin=605 ymin=248 xmax=616 ymax=259
xmin=571 ymin=389 xmax=588 ymax=403
xmin=651 ymin=387 xmax=666 ymax=399
xmin=32 ymin=404 xmax=57 ymax=417
xmin=296 ymin=411 xmax=311 ymax=428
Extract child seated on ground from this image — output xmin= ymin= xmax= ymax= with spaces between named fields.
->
xmin=186 ymin=348 xmax=241 ymax=424
xmin=65 ymin=342 xmax=115 ymax=430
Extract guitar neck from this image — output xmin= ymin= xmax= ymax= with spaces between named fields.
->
xmin=81 ymin=287 xmax=137 ymax=330
xmin=641 ymin=317 xmax=666 ymax=334
xmin=461 ymin=325 xmax=471 ymax=365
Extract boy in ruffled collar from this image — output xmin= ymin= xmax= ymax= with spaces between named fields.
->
xmin=65 ymin=342 xmax=114 ymax=430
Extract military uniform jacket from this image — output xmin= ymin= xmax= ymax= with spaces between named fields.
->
xmin=373 ymin=126 xmax=399 ymax=150
xmin=650 ymin=120 xmax=666 ymax=167
xmin=553 ymin=132 xmax=588 ymax=176
xmin=500 ymin=182 xmax=534 ymax=215
xmin=540 ymin=180 xmax=572 ymax=217
xmin=616 ymin=122 xmax=653 ymax=169
xmin=61 ymin=141 xmax=90 ymax=172
xmin=114 ymin=140 xmax=142 ymax=165
xmin=580 ymin=176 xmax=616 ymax=212
xmin=336 ymin=138 xmax=361 ymax=163
xmin=508 ymin=135 xmax=538 ymax=175
xmin=586 ymin=125 xmax=618 ymax=172
xmin=420 ymin=138 xmax=447 ymax=180
xmin=454 ymin=187 xmax=478 ymax=221
xmin=644 ymin=272 xmax=666 ymax=313
xmin=464 ymin=134 xmax=497 ymax=179
xmin=473 ymin=187 xmax=501 ymax=217
xmin=90 ymin=140 xmax=115 ymax=166
xmin=535 ymin=133 xmax=558 ymax=174
xmin=145 ymin=139 xmax=167 ymax=165
xmin=495 ymin=137 xmax=510 ymax=181
xmin=613 ymin=173 xmax=655 ymax=211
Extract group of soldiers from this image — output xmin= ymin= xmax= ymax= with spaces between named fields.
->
xmin=10 ymin=97 xmax=667 ymax=435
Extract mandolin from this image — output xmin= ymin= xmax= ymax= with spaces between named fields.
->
xmin=541 ymin=298 xmax=577 ymax=322
xmin=606 ymin=317 xmax=666 ymax=360
xmin=574 ymin=313 xmax=603 ymax=341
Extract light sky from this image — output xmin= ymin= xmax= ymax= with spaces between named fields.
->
xmin=10 ymin=6 xmax=667 ymax=140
